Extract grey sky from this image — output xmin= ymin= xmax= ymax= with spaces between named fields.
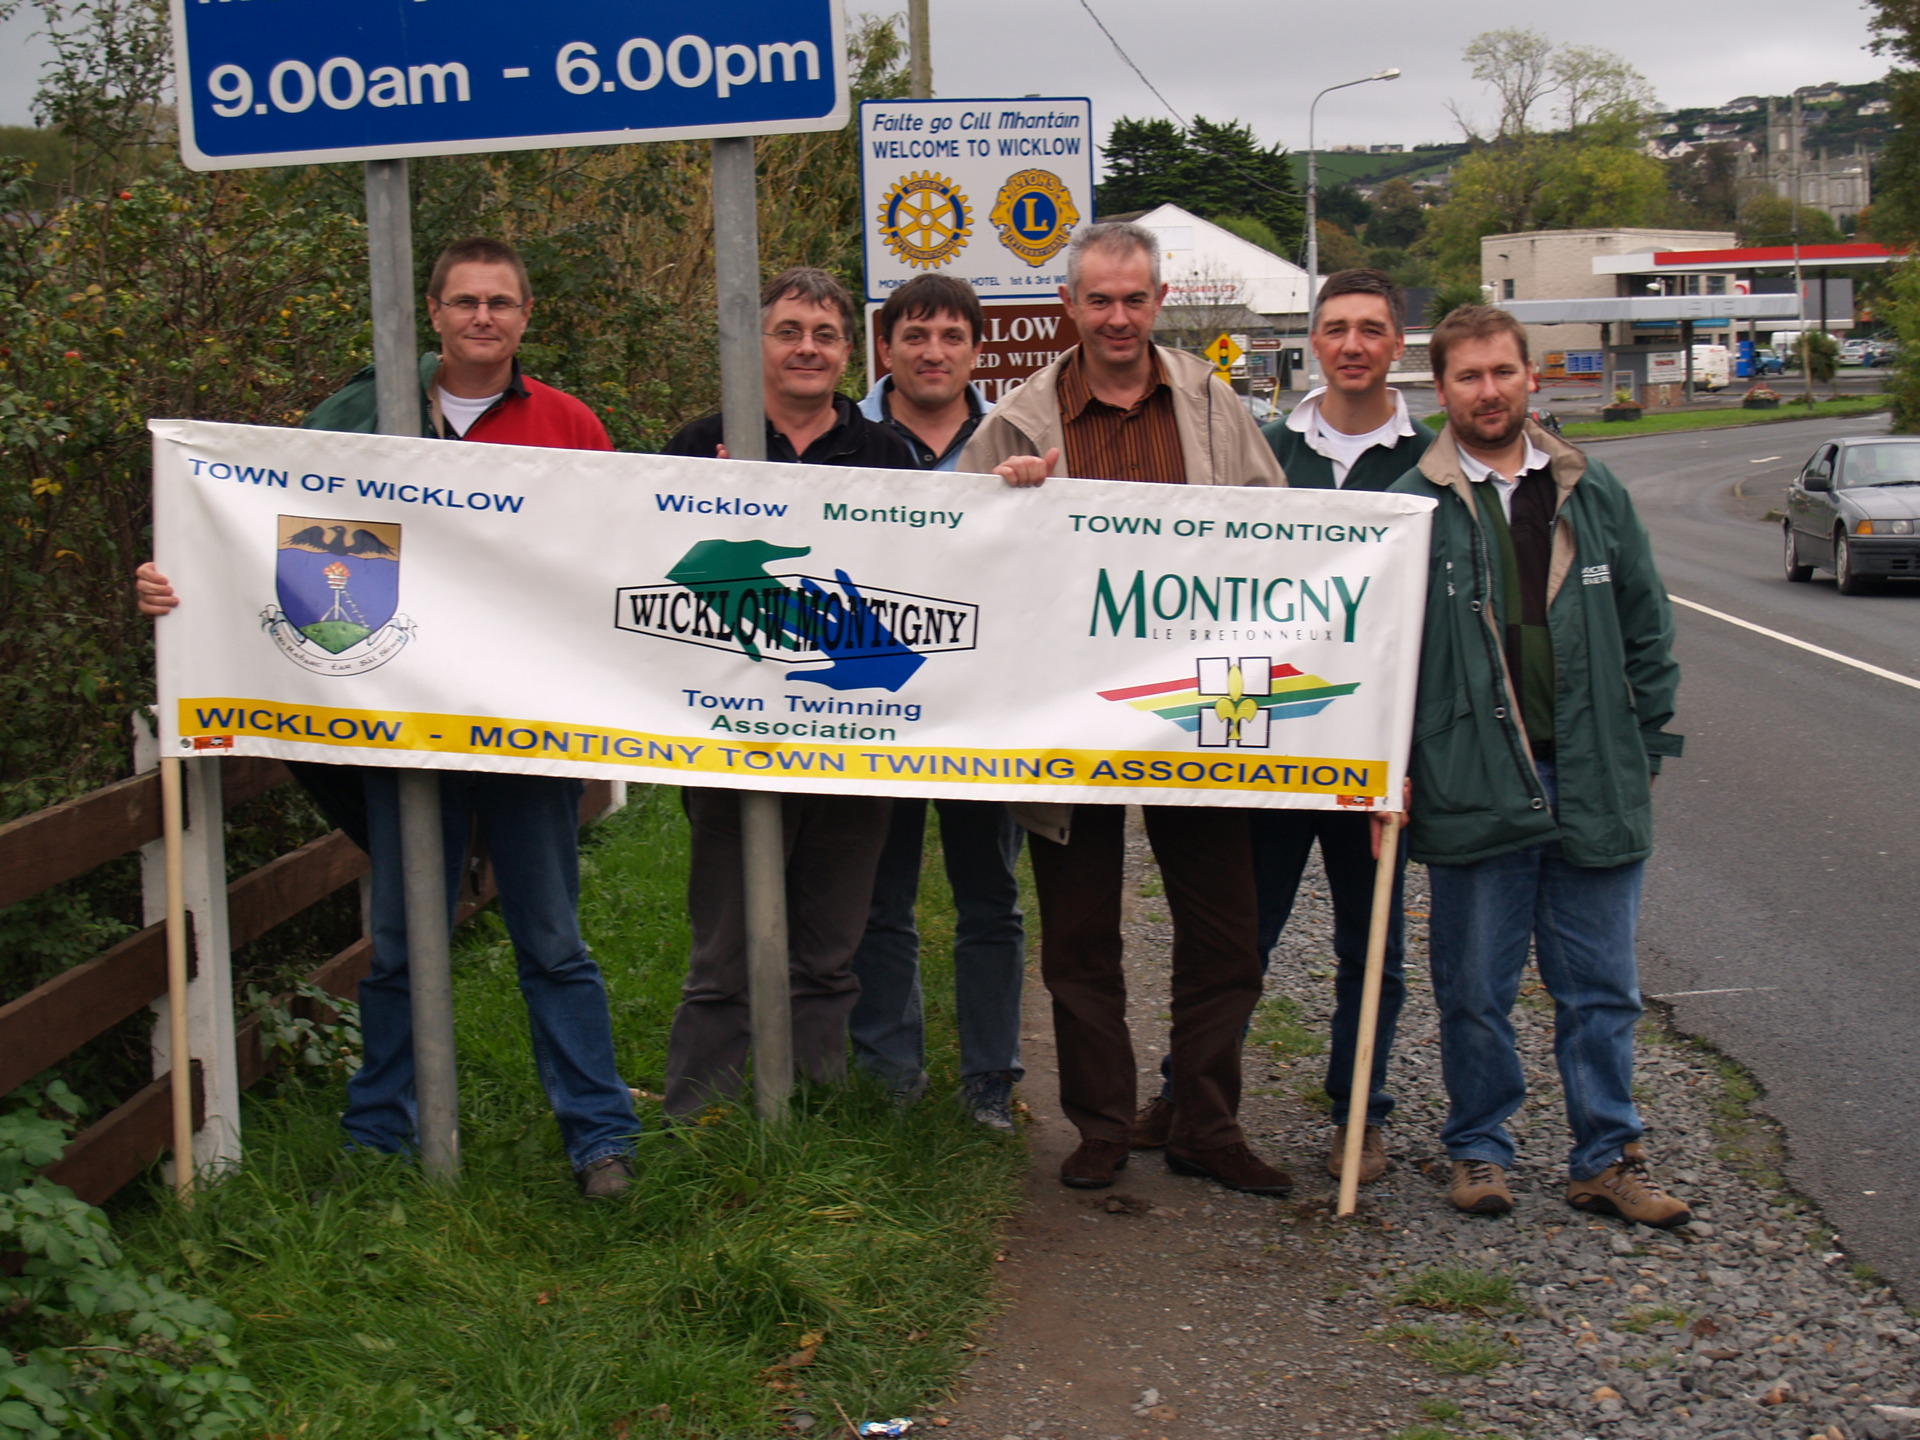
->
xmin=0 ymin=0 xmax=1884 ymax=158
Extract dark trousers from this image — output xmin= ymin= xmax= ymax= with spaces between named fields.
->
xmin=1029 ymin=804 xmax=1261 ymax=1150
xmin=1250 ymin=809 xmax=1407 ymax=1126
xmin=664 ymin=787 xmax=892 ymax=1117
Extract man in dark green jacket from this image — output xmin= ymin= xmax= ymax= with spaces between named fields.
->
xmin=1392 ymin=306 xmax=1690 ymax=1228
xmin=1132 ymin=270 xmax=1429 ymax=1186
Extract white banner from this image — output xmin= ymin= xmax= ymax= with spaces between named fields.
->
xmin=151 ymin=420 xmax=1433 ymax=810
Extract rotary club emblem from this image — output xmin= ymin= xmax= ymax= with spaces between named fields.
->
xmin=989 ymin=169 xmax=1080 ymax=267
xmin=877 ymin=171 xmax=972 ymax=270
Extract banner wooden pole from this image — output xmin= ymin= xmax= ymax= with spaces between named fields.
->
xmin=160 ymin=756 xmax=195 ymax=1206
xmin=1337 ymin=812 xmax=1401 ymax=1218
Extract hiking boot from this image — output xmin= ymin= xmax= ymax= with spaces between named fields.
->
xmin=1567 ymin=1144 xmax=1691 ymax=1228
xmin=1129 ymin=1094 xmax=1174 ymax=1149
xmin=962 ymin=1071 xmax=1017 ymax=1134
xmin=1165 ymin=1141 xmax=1294 ymax=1197
xmin=1449 ymin=1159 xmax=1513 ymax=1216
xmin=1060 ymin=1138 xmax=1130 ymax=1190
xmin=1327 ymin=1124 xmax=1390 ymax=1184
xmin=576 ymin=1153 xmax=634 ymax=1201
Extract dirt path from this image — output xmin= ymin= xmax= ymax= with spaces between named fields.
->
xmin=934 ymin=814 xmax=1430 ymax=1440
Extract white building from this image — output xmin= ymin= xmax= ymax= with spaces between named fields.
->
xmin=1126 ymin=203 xmax=1310 ymax=323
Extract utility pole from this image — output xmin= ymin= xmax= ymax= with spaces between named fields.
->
xmin=1304 ymin=69 xmax=1399 ymax=386
xmin=908 ymin=0 xmax=931 ymax=101
xmin=1791 ymin=94 xmax=1814 ymax=406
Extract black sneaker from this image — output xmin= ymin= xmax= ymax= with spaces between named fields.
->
xmin=962 ymin=1071 xmax=1017 ymax=1133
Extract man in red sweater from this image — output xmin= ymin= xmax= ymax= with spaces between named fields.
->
xmin=136 ymin=238 xmax=638 ymax=1198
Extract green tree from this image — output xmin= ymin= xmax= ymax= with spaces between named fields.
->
xmin=1096 ymin=115 xmax=1303 ymax=242
xmin=1211 ymin=214 xmax=1283 ymax=254
xmin=1665 ymin=142 xmax=1743 ymax=229
xmin=1736 ymin=194 xmax=1844 ymax=247
xmin=1315 ymin=219 xmax=1367 ymax=274
xmin=1097 ymin=116 xmax=1190 ymax=216
xmin=1366 ymin=177 xmax=1427 ymax=249
xmin=1318 ymin=183 xmax=1372 ymax=234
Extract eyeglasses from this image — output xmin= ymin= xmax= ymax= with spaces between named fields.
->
xmin=763 ymin=325 xmax=850 ymax=348
xmin=436 ymin=296 xmax=527 ymax=314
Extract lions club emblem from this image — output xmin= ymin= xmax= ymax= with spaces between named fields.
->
xmin=877 ymin=171 xmax=972 ymax=270
xmin=989 ymin=169 xmax=1080 ymax=267
xmin=261 ymin=515 xmax=414 ymax=675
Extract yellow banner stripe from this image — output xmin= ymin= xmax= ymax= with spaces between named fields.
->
xmin=177 ymin=697 xmax=1386 ymax=796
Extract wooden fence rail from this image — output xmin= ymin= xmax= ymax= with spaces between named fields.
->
xmin=2 ymin=740 xmax=618 ymax=1208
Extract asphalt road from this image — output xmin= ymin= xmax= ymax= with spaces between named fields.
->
xmin=1592 ymin=414 xmax=1920 ymax=1302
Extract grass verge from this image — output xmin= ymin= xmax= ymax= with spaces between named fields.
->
xmin=1374 ymin=1321 xmax=1516 ymax=1375
xmin=1560 ymin=394 xmax=1889 ymax=441
xmin=108 ymin=786 xmax=1028 ymax=1438
xmin=1392 ymin=1265 xmax=1522 ymax=1317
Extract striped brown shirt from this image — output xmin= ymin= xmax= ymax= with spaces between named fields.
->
xmin=1056 ymin=348 xmax=1188 ymax=485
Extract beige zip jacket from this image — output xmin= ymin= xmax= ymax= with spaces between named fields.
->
xmin=957 ymin=343 xmax=1287 ymax=842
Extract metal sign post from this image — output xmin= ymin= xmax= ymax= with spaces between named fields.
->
xmin=364 ymin=156 xmax=461 ymax=1179
xmin=710 ymin=135 xmax=793 ymax=1117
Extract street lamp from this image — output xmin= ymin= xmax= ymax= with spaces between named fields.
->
xmin=1305 ymin=66 xmax=1399 ymax=386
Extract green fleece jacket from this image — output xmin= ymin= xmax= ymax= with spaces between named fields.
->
xmin=1389 ymin=422 xmax=1682 ymax=868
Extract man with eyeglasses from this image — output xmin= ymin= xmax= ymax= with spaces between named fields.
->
xmin=135 ymin=236 xmax=641 ymax=1200
xmin=659 ymin=267 xmax=917 ymax=1121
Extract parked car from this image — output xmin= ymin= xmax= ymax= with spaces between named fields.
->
xmin=1839 ymin=338 xmax=1872 ymax=366
xmin=1751 ymin=350 xmax=1786 ymax=376
xmin=1239 ymin=393 xmax=1281 ymax=424
xmin=1783 ymin=437 xmax=1920 ymax=593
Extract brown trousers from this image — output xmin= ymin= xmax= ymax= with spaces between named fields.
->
xmin=1029 ymin=804 xmax=1262 ymax=1151
xmin=664 ymin=787 xmax=892 ymax=1117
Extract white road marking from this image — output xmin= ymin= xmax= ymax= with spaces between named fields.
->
xmin=1647 ymin=987 xmax=1781 ymax=999
xmin=1672 ymin=596 xmax=1920 ymax=693
xmin=1749 ymin=455 xmax=1782 ymax=464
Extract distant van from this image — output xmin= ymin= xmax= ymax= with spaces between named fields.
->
xmin=1689 ymin=344 xmax=1731 ymax=391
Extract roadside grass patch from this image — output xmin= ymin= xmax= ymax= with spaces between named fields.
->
xmin=1392 ymin=1265 xmax=1522 ymax=1317
xmin=1374 ymin=1321 xmax=1516 ymax=1375
xmin=1296 ymin=1083 xmax=1334 ymax=1114
xmin=1614 ymin=1303 xmax=1690 ymax=1334
xmin=108 ymin=787 xmax=1028 ymax=1438
xmin=1560 ymin=393 xmax=1888 ymax=441
xmin=1418 ymin=1398 xmax=1464 ymax=1421
xmin=1249 ymin=994 xmax=1325 ymax=1059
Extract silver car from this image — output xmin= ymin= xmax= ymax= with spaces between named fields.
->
xmin=1783 ymin=437 xmax=1920 ymax=593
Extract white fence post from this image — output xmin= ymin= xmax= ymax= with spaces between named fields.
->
xmin=134 ymin=714 xmax=242 ymax=1177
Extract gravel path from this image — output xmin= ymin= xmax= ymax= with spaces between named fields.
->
xmin=932 ymin=814 xmax=1920 ymax=1440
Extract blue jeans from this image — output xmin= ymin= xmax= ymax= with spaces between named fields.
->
xmin=1251 ymin=809 xmax=1407 ymax=1127
xmin=849 ymin=798 xmax=1025 ymax=1093
xmin=1426 ymin=764 xmax=1645 ymax=1181
xmin=345 ymin=769 xmax=637 ymax=1170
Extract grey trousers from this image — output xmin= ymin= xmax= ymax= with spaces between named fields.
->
xmin=664 ymin=787 xmax=893 ymax=1117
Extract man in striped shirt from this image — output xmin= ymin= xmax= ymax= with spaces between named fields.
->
xmin=960 ymin=221 xmax=1291 ymax=1197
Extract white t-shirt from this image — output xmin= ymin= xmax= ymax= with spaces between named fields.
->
xmin=1285 ymin=387 xmax=1417 ymax=486
xmin=436 ymin=387 xmax=502 ymax=438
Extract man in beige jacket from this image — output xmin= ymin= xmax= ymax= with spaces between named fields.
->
xmin=959 ymin=220 xmax=1293 ymax=1195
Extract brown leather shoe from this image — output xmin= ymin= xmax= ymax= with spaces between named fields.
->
xmin=1165 ymin=1141 xmax=1294 ymax=1197
xmin=1129 ymin=1094 xmax=1174 ymax=1149
xmin=1448 ymin=1159 xmax=1513 ymax=1216
xmin=1567 ymin=1144 xmax=1691 ymax=1228
xmin=1326 ymin=1124 xmax=1390 ymax=1184
xmin=1060 ymin=1138 xmax=1130 ymax=1190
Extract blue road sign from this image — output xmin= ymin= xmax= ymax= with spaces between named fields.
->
xmin=171 ymin=0 xmax=847 ymax=170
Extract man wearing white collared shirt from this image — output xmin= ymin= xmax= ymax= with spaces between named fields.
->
xmin=1131 ymin=270 xmax=1429 ymax=1186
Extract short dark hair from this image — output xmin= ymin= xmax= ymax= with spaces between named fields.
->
xmin=876 ymin=273 xmax=984 ymax=346
xmin=427 ymin=237 xmax=531 ymax=304
xmin=1314 ymin=268 xmax=1404 ymax=333
xmin=1429 ymin=304 xmax=1531 ymax=383
xmin=760 ymin=266 xmax=857 ymax=338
